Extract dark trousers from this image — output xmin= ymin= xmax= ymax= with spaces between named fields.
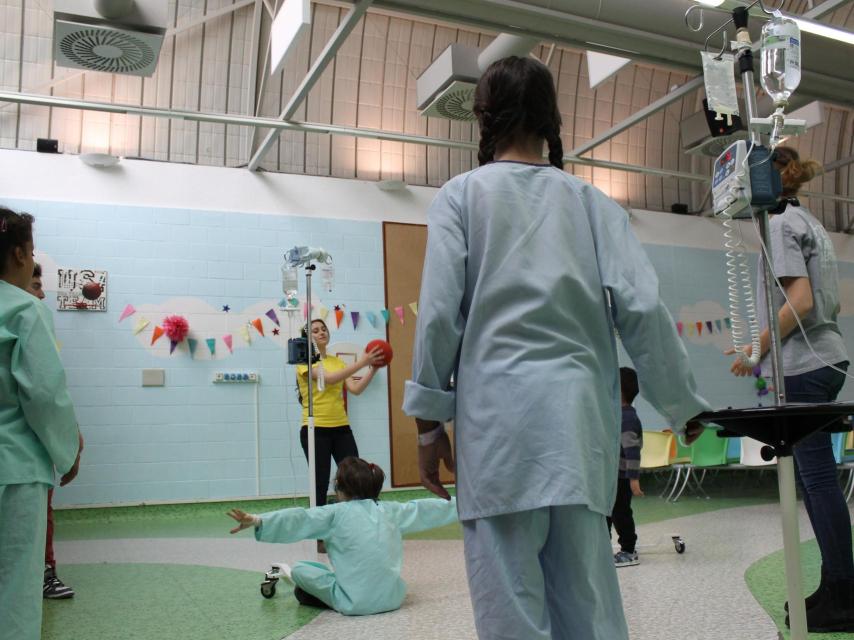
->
xmin=787 ymin=362 xmax=854 ymax=581
xmin=45 ymin=489 xmax=55 ymax=570
xmin=299 ymin=425 xmax=359 ymax=507
xmin=607 ymin=478 xmax=637 ymax=554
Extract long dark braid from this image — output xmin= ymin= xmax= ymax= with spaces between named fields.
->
xmin=473 ymin=56 xmax=565 ymax=170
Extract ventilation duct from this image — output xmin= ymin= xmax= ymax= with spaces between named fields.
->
xmin=417 ymin=34 xmax=539 ymax=121
xmin=53 ymin=0 xmax=168 ymax=76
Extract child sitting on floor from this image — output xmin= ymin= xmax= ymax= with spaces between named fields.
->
xmin=228 ymin=456 xmax=457 ymax=615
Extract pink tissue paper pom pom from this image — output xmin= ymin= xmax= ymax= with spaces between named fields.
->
xmin=163 ymin=315 xmax=190 ymax=344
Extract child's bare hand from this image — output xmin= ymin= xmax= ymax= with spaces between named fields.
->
xmin=227 ymin=508 xmax=258 ymax=534
xmin=630 ymin=478 xmax=644 ymax=497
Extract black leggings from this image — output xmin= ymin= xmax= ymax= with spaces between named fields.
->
xmin=299 ymin=425 xmax=359 ymax=506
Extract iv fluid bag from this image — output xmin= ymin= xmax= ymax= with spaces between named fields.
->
xmin=282 ymin=263 xmax=299 ymax=295
xmin=761 ymin=15 xmax=801 ymax=105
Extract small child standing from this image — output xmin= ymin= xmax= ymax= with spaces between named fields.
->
xmin=228 ymin=456 xmax=457 ymax=615
xmin=608 ymin=367 xmax=644 ymax=567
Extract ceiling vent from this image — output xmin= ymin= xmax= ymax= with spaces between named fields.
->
xmin=53 ymin=0 xmax=168 ymax=77
xmin=417 ymin=35 xmax=539 ymax=121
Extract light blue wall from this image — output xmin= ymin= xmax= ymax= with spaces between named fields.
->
xmin=5 ymin=198 xmax=388 ymax=507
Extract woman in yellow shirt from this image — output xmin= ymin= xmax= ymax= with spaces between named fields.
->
xmin=296 ymin=319 xmax=384 ymax=512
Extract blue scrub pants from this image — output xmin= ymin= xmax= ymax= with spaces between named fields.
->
xmin=0 ymin=482 xmax=48 ymax=640
xmin=462 ymin=505 xmax=629 ymax=640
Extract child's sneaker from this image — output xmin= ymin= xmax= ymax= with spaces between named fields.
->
xmin=614 ymin=551 xmax=639 ymax=567
xmin=43 ymin=566 xmax=75 ymax=599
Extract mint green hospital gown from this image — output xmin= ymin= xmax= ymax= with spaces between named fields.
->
xmin=255 ymin=497 xmax=458 ymax=615
xmin=0 ymin=281 xmax=80 ymax=640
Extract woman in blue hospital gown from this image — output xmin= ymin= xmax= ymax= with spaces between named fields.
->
xmin=403 ymin=57 xmax=710 ymax=639
xmin=0 ymin=207 xmax=81 ymax=640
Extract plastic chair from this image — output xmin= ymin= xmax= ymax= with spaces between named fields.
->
xmin=640 ymin=431 xmax=674 ymax=469
xmin=669 ymin=429 xmax=730 ymax=502
xmin=726 ymin=437 xmax=741 ymax=463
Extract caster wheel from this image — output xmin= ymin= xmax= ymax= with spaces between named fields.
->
xmin=261 ymin=580 xmax=277 ymax=599
xmin=673 ymin=537 xmax=686 ymax=554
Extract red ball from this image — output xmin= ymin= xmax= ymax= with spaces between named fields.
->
xmin=81 ymin=281 xmax=102 ymax=300
xmin=365 ymin=339 xmax=393 ymax=367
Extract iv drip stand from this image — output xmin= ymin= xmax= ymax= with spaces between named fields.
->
xmin=734 ymin=8 xmax=807 ymax=638
xmin=305 ymin=264 xmax=318 ymax=512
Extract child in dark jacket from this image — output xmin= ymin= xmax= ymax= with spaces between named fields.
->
xmin=608 ymin=367 xmax=643 ymax=567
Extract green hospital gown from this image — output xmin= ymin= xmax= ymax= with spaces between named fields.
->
xmin=255 ymin=497 xmax=458 ymax=615
xmin=0 ymin=280 xmax=80 ymax=640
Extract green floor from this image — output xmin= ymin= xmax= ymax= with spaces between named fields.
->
xmin=54 ymin=475 xmax=780 ymax=542
xmin=746 ymin=533 xmax=854 ymax=640
xmin=42 ymin=564 xmax=320 ymax=640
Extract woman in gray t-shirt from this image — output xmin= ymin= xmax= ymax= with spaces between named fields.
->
xmin=728 ymin=147 xmax=853 ymax=632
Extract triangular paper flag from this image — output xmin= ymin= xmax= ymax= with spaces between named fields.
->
xmin=224 ymin=335 xmax=233 ymax=353
xmin=380 ymin=309 xmax=390 ymax=324
xmin=240 ymin=324 xmax=252 ymax=344
xmin=119 ymin=304 xmax=136 ymax=322
xmin=394 ymin=306 xmax=405 ymax=324
xmin=133 ymin=318 xmax=150 ymax=335
xmin=335 ymin=307 xmax=345 ymax=328
xmin=688 ymin=324 xmax=695 ymax=336
xmin=318 ymin=305 xmax=329 ymax=321
xmin=188 ymin=338 xmax=198 ymax=358
xmin=706 ymin=321 xmax=714 ymax=334
xmin=265 ymin=309 xmax=280 ymax=326
xmin=251 ymin=318 xmax=265 ymax=337
xmin=366 ymin=311 xmax=378 ymax=328
xmin=169 ymin=340 xmax=178 ymax=355
xmin=151 ymin=325 xmax=165 ymax=345
xmin=676 ymin=321 xmax=683 ymax=336
xmin=586 ymin=50 xmax=632 ymax=89
xmin=409 ymin=302 xmax=418 ymax=317
xmin=724 ymin=317 xmax=732 ymax=329
xmin=351 ymin=311 xmax=360 ymax=329
xmin=206 ymin=338 xmax=216 ymax=355
xmin=715 ymin=319 xmax=723 ymax=333
xmin=695 ymin=321 xmax=703 ymax=336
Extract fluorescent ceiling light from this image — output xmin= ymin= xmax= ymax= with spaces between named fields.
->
xmin=270 ymin=0 xmax=311 ymax=77
xmin=695 ymin=0 xmax=726 ymax=6
xmin=791 ymin=16 xmax=854 ymax=46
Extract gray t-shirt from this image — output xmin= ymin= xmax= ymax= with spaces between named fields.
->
xmin=758 ymin=204 xmax=848 ymax=377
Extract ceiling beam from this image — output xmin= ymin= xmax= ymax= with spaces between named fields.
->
xmin=570 ymin=75 xmax=704 ymax=157
xmin=804 ymin=0 xmax=854 ymax=19
xmin=824 ymin=154 xmax=854 ymax=173
xmin=247 ymin=0 xmax=375 ymax=171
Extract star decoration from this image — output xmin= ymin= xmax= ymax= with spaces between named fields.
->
xmin=272 ymin=328 xmax=280 ymax=336
xmin=222 ymin=305 xmax=230 ymax=312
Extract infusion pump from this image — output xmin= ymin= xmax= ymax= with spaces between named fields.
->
xmin=712 ymin=140 xmax=782 ymax=219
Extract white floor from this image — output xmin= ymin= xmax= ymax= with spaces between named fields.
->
xmin=58 ymin=502 xmax=839 ymax=640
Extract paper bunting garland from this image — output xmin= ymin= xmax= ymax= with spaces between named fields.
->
xmin=409 ymin=302 xmax=418 ymax=317
xmin=151 ymin=326 xmax=165 ymax=345
xmin=169 ymin=340 xmax=179 ymax=355
xmin=724 ymin=317 xmax=732 ymax=329
xmin=351 ymin=312 xmax=360 ymax=330
xmin=334 ymin=306 xmax=345 ymax=328
xmin=251 ymin=318 xmax=265 ymax=337
xmin=381 ymin=309 xmax=390 ymax=324
xmin=695 ymin=322 xmax=703 ymax=336
xmin=394 ymin=306 xmax=405 ymax=324
xmin=240 ymin=324 xmax=252 ymax=344
xmin=265 ymin=309 xmax=280 ymax=326
xmin=224 ymin=335 xmax=233 ymax=353
xmin=133 ymin=318 xmax=150 ymax=335
xmin=715 ymin=319 xmax=723 ymax=333
xmin=318 ymin=305 xmax=329 ymax=321
xmin=188 ymin=338 xmax=198 ymax=358
xmin=119 ymin=304 xmax=136 ymax=322
xmin=706 ymin=320 xmax=713 ymax=334
xmin=366 ymin=311 xmax=378 ymax=328
xmin=677 ymin=316 xmax=734 ymax=338
xmin=677 ymin=321 xmax=683 ymax=336
xmin=206 ymin=338 xmax=216 ymax=355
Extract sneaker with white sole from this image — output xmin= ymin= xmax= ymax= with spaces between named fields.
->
xmin=43 ymin=567 xmax=75 ymax=599
xmin=614 ymin=551 xmax=639 ymax=568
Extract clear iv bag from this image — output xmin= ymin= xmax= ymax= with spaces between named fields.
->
xmin=761 ymin=15 xmax=801 ymax=106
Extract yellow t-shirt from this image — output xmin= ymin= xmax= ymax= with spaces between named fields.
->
xmin=296 ymin=355 xmax=349 ymax=427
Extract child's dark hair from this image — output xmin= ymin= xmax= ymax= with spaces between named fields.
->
xmin=334 ymin=457 xmax=385 ymax=501
xmin=0 ymin=207 xmax=35 ymax=276
xmin=473 ymin=56 xmax=564 ymax=170
xmin=295 ymin=318 xmax=330 ymax=405
xmin=33 ymin=262 xmax=42 ymax=278
xmin=620 ymin=367 xmax=639 ymax=404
